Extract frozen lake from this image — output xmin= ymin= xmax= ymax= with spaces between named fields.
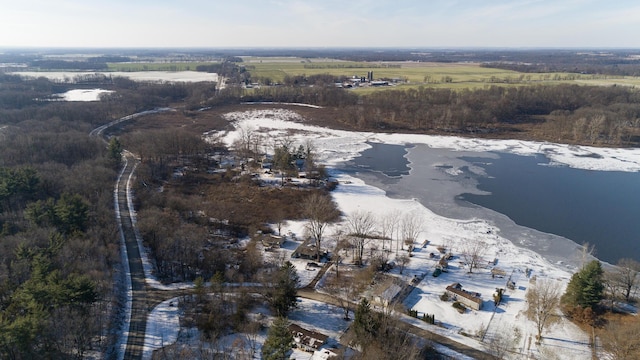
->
xmin=346 ymin=143 xmax=640 ymax=264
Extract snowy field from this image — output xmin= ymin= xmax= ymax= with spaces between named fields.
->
xmin=141 ymin=107 xmax=640 ymax=359
xmin=52 ymin=88 xmax=113 ymax=101
xmin=12 ymin=70 xmax=218 ymax=83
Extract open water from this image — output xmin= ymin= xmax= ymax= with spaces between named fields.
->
xmin=343 ymin=143 xmax=640 ymax=265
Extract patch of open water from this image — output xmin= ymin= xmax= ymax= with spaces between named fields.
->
xmin=343 ymin=143 xmax=640 ymax=265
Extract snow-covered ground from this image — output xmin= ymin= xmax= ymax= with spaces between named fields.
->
xmin=12 ymin=71 xmax=219 ymax=83
xmin=217 ymin=109 xmax=640 ymax=173
xmin=139 ymin=107 xmax=640 ymax=359
xmin=52 ymin=88 xmax=113 ymax=101
xmin=203 ymin=108 xmax=640 ymax=359
xmin=142 ymin=298 xmax=181 ymax=360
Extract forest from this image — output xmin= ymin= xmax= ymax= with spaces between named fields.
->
xmin=1 ymin=49 xmax=640 ymax=358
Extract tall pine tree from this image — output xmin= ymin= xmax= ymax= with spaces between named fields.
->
xmin=262 ymin=317 xmax=293 ymax=360
xmin=266 ymin=261 xmax=299 ymax=316
xmin=562 ymin=260 xmax=604 ymax=309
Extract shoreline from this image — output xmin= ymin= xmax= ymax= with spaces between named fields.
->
xmin=217 ymin=108 xmax=640 ymax=269
xmin=339 ymin=144 xmax=593 ymax=270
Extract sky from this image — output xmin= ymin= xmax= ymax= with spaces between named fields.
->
xmin=1 ymin=0 xmax=639 ymax=49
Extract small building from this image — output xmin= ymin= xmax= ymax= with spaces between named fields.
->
xmin=491 ymin=267 xmax=507 ymax=278
xmin=260 ymin=234 xmax=285 ymax=251
xmin=446 ymin=283 xmax=483 ymax=311
xmin=289 ymin=324 xmax=328 ymax=352
xmin=372 ymin=277 xmax=405 ymax=307
xmin=292 ymin=240 xmax=327 ymax=260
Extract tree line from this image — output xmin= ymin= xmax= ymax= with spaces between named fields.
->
xmin=233 ymin=81 xmax=640 ymax=146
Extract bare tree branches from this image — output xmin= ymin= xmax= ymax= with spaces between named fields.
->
xmin=611 ymin=258 xmax=640 ymax=302
xmin=400 ymin=212 xmax=422 ymax=255
xmin=460 ymin=240 xmax=487 ymax=274
xmin=347 ymin=210 xmax=376 ymax=265
xmin=600 ymin=317 xmax=640 ymax=360
xmin=379 ymin=210 xmax=401 ymax=253
xmin=525 ymin=279 xmax=562 ymax=342
xmin=302 ymin=192 xmax=337 ymax=261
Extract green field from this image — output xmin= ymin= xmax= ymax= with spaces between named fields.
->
xmin=105 ymin=58 xmax=640 ymax=91
xmin=106 ymin=61 xmax=219 ymax=72
xmin=242 ymin=57 xmax=640 ymax=91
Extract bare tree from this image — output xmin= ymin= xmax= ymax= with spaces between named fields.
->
xmin=599 ymin=317 xmax=640 ymax=360
xmin=577 ymin=241 xmax=596 ymax=268
xmin=460 ymin=240 xmax=487 ymax=274
xmin=379 ymin=210 xmax=401 ymax=252
xmin=612 ymin=258 xmax=640 ymax=302
xmin=396 ymin=255 xmax=410 ymax=275
xmin=603 ymin=271 xmax=619 ymax=310
xmin=487 ymin=325 xmax=522 ymax=359
xmin=347 ymin=210 xmax=376 ymax=265
xmin=302 ymin=193 xmax=336 ymax=261
xmin=242 ymin=320 xmax=263 ymax=359
xmin=525 ymin=279 xmax=562 ymax=342
xmin=400 ymin=212 xmax=422 ymax=254
xmin=234 ymin=125 xmax=255 ymax=165
xmin=325 ymin=275 xmax=357 ymax=320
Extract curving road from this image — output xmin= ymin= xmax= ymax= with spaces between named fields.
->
xmin=93 ymin=110 xmax=189 ymax=360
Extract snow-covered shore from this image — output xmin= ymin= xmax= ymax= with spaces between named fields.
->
xmin=141 ymin=107 xmax=639 ymax=359
xmin=210 ymin=108 xmax=640 ymax=358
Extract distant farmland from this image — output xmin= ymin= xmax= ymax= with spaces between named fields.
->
xmin=106 ymin=62 xmax=219 ymax=72
xmin=241 ymin=57 xmax=640 ymax=91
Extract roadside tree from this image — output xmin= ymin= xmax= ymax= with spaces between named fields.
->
xmin=106 ymin=137 xmax=123 ymax=167
xmin=265 ymin=261 xmax=299 ymax=317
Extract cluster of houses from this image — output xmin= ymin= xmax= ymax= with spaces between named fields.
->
xmin=334 ymin=71 xmax=393 ymax=88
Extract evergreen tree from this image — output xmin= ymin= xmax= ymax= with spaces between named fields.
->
xmin=353 ymin=298 xmax=379 ymax=345
xmin=262 ymin=317 xmax=293 ymax=360
xmin=562 ymin=260 xmax=604 ymax=309
xmin=54 ymin=193 xmax=89 ymax=235
xmin=266 ymin=261 xmax=299 ymax=316
xmin=107 ymin=137 xmax=123 ymax=167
